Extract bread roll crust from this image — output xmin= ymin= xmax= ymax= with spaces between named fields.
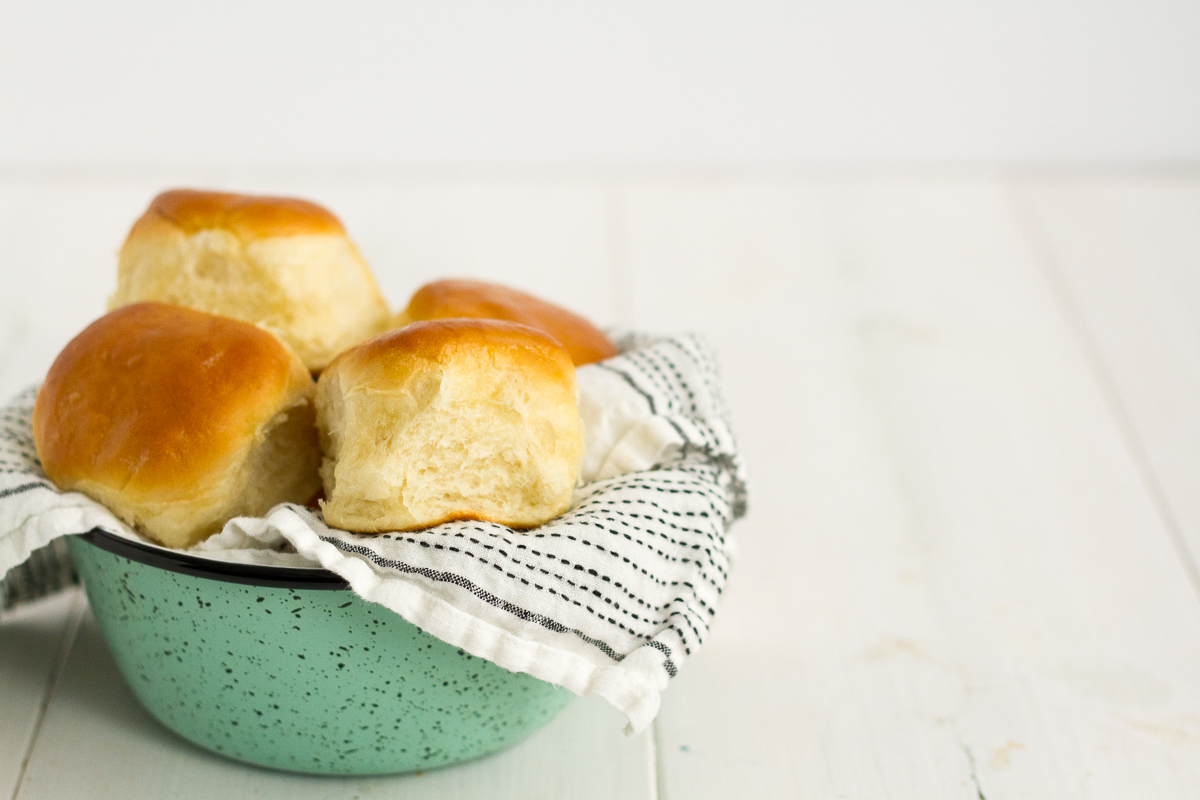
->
xmin=333 ymin=316 xmax=577 ymax=389
xmin=318 ymin=319 xmax=584 ymax=533
xmin=394 ymin=279 xmax=618 ymax=366
xmin=33 ymin=302 xmax=320 ymax=549
xmin=111 ymin=189 xmax=390 ymax=372
xmin=131 ymin=189 xmax=345 ymax=240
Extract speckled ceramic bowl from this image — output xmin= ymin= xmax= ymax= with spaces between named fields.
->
xmin=66 ymin=530 xmax=573 ymax=775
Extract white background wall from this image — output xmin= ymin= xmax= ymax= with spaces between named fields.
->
xmin=2 ymin=0 xmax=1198 ymax=171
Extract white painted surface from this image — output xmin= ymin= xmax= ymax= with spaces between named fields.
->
xmin=15 ymin=612 xmax=653 ymax=800
xmin=622 ymin=181 xmax=1200 ymax=797
xmin=1009 ymin=179 xmax=1200 ymax=576
xmin=1 ymin=2 xmax=1199 ymax=167
xmin=0 ymin=179 xmax=619 ymax=397
xmin=0 ymin=179 xmax=643 ymax=799
xmin=3 ymin=176 xmax=1200 ymax=796
xmin=0 ymin=590 xmax=84 ymax=799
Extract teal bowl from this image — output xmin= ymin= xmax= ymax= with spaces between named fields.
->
xmin=66 ymin=530 xmax=573 ymax=775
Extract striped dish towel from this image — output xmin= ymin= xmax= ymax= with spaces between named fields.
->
xmin=0 ymin=333 xmax=746 ymax=732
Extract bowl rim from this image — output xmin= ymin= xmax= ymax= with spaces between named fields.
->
xmin=77 ymin=528 xmax=349 ymax=591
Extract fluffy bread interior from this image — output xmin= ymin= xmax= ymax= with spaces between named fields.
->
xmin=316 ymin=320 xmax=584 ymax=533
xmin=75 ymin=397 xmax=320 ymax=549
xmin=110 ymin=190 xmax=391 ymax=371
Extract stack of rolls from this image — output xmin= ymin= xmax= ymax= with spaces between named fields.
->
xmin=33 ymin=188 xmax=619 ymax=549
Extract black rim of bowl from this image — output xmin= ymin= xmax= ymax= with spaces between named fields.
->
xmin=78 ymin=528 xmax=350 ymax=590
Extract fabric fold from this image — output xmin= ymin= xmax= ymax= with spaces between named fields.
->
xmin=0 ymin=333 xmax=746 ymax=732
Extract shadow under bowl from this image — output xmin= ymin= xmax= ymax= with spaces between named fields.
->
xmin=66 ymin=530 xmax=573 ymax=775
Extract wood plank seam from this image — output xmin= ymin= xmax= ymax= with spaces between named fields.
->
xmin=958 ymin=738 xmax=987 ymax=800
xmin=10 ymin=591 xmax=85 ymax=800
xmin=650 ymin=720 xmax=665 ymax=800
xmin=3 ymin=180 xmax=659 ymax=799
xmin=1001 ymin=182 xmax=1200 ymax=600
xmin=604 ymin=178 xmax=665 ymax=800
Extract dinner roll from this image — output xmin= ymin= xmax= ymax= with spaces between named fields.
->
xmin=393 ymin=279 xmax=618 ymax=365
xmin=110 ymin=189 xmax=391 ymax=372
xmin=317 ymin=319 xmax=584 ymax=533
xmin=33 ymin=302 xmax=321 ymax=549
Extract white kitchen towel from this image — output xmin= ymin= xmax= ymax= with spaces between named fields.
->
xmin=0 ymin=333 xmax=746 ymax=732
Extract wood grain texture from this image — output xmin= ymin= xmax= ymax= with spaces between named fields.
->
xmin=0 ymin=252 xmax=88 ymax=799
xmin=0 ymin=589 xmax=84 ymax=798
xmin=1 ymin=179 xmax=651 ymax=800
xmin=16 ymin=611 xmax=652 ymax=800
xmin=1008 ymin=178 xmax=1200 ymax=582
xmin=620 ymin=180 xmax=1200 ymax=798
xmin=7 ymin=176 xmax=1200 ymax=798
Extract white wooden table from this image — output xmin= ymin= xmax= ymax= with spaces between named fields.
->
xmin=3 ymin=173 xmax=1200 ymax=798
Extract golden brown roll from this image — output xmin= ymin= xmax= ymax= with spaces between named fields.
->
xmin=393 ymin=279 xmax=618 ymax=366
xmin=317 ymin=319 xmax=584 ymax=533
xmin=33 ymin=302 xmax=321 ymax=549
xmin=110 ymin=189 xmax=391 ymax=372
